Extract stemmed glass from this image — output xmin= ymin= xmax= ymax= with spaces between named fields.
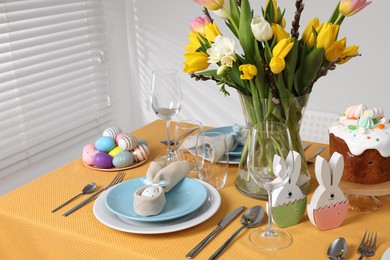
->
xmin=151 ymin=69 xmax=182 ymax=162
xmin=247 ymin=121 xmax=294 ymax=250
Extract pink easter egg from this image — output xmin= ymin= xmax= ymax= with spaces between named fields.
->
xmin=82 ymin=144 xmax=99 ymax=166
xmin=93 ymin=152 xmax=114 ymax=169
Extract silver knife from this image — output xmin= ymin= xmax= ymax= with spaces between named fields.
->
xmin=186 ymin=206 xmax=245 ymax=259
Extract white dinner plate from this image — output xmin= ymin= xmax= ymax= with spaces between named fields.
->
xmin=105 ymin=177 xmax=207 ymax=222
xmin=93 ymin=179 xmax=221 ymax=234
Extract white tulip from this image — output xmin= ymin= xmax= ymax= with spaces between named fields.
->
xmin=251 ymin=16 xmax=273 ymax=42
xmin=213 ymin=0 xmax=231 ymax=20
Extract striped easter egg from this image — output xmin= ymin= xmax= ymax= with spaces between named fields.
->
xmin=103 ymin=127 xmax=122 ymax=140
xmin=132 ymin=143 xmax=150 ymax=162
xmin=118 ymin=135 xmax=138 ymax=151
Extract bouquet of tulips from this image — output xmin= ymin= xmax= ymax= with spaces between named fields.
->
xmin=183 ymin=0 xmax=370 ymax=98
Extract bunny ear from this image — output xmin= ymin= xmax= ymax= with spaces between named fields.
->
xmin=329 ymin=152 xmax=344 ymax=186
xmin=314 ymin=155 xmax=332 ymax=188
xmin=273 ymin=154 xmax=287 ymax=179
xmin=286 ymin=151 xmax=301 ymax=184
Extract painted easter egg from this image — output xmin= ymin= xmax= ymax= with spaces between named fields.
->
xmin=118 ymin=135 xmax=138 ymax=151
xmin=82 ymin=144 xmax=99 ymax=166
xmin=141 ymin=186 xmax=160 ymax=198
xmin=93 ymin=152 xmax=114 ymax=169
xmin=103 ymin=127 xmax=122 ymax=140
xmin=95 ymin=136 xmax=115 ymax=152
xmin=132 ymin=143 xmax=150 ymax=162
xmin=115 ymin=132 xmax=128 ymax=144
xmin=108 ymin=146 xmax=123 ymax=157
xmin=113 ymin=151 xmax=134 ymax=168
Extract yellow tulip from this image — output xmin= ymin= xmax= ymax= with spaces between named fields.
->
xmin=239 ymin=64 xmax=258 ymax=80
xmin=184 ymin=31 xmax=202 ymax=52
xmin=270 ymin=37 xmax=294 ymax=74
xmin=183 ymin=52 xmax=210 ymax=73
xmin=272 ymin=37 xmax=294 ymax=59
xmin=337 ymin=45 xmax=359 ymax=64
xmin=325 ymin=38 xmax=346 ymax=61
xmin=193 ymin=0 xmax=224 ymax=11
xmin=316 ymin=23 xmax=339 ymax=50
xmin=301 ymin=18 xmax=319 ymax=48
xmin=269 ymin=57 xmax=285 ymax=74
xmin=271 ymin=24 xmax=289 ymax=43
xmin=205 ymin=22 xmax=221 ymax=43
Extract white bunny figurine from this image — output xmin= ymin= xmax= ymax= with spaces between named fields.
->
xmin=268 ymin=151 xmax=307 ymax=228
xmin=308 ymin=152 xmax=349 ymax=231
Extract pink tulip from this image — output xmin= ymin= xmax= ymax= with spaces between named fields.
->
xmin=193 ymin=0 xmax=224 ymax=11
xmin=190 ymin=16 xmax=211 ymax=34
xmin=339 ymin=0 xmax=371 ymax=16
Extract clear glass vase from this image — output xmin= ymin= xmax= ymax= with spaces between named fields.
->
xmin=235 ymin=92 xmax=311 ymax=200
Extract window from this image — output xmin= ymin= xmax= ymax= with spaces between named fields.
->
xmin=0 ymin=0 xmax=112 ymax=178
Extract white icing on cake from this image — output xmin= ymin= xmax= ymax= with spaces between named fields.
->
xmin=329 ymin=104 xmax=390 ymax=157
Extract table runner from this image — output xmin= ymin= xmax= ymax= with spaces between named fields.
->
xmin=1 ymin=120 xmax=389 ymax=259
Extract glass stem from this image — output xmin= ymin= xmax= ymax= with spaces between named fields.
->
xmin=266 ymin=189 xmax=276 ymax=236
xmin=165 ymin=119 xmax=172 ymax=159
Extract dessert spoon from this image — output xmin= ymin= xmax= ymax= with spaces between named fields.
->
xmin=209 ymin=206 xmax=264 ymax=259
xmin=327 ymin=237 xmax=348 ymax=259
xmin=51 ymin=182 xmax=97 ymax=213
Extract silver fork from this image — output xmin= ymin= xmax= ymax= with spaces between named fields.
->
xmin=63 ymin=171 xmax=126 ymax=216
xmin=358 ymin=231 xmax=377 ymax=260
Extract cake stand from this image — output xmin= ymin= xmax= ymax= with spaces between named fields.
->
xmin=340 ymin=180 xmax=390 ymax=212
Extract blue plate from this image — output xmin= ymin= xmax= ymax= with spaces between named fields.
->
xmin=205 ymin=126 xmax=243 ymax=157
xmin=105 ymin=177 xmax=207 ymax=222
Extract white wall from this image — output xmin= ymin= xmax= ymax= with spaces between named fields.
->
xmin=1 ymin=0 xmax=388 ymax=195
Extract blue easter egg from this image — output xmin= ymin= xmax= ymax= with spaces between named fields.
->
xmin=95 ymin=136 xmax=115 ymax=152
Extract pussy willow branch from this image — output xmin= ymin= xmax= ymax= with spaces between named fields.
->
xmin=235 ymin=0 xmax=241 ymax=7
xmin=203 ymin=8 xmax=213 ymax=23
xmin=291 ymin=0 xmax=304 ymax=39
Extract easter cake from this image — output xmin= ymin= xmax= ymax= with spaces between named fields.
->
xmin=328 ymin=104 xmax=390 ymax=184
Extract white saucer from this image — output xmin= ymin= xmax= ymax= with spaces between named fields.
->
xmin=93 ymin=179 xmax=221 ymax=234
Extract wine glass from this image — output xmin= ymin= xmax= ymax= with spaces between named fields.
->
xmin=151 ymin=69 xmax=182 ymax=162
xmin=247 ymin=121 xmax=294 ymax=250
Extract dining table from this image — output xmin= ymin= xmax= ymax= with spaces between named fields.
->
xmin=1 ymin=119 xmax=389 ymax=260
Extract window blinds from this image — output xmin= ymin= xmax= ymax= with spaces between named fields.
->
xmin=0 ymin=0 xmax=112 ymax=178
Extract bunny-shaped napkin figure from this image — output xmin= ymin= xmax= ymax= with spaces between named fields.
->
xmin=268 ymin=151 xmax=307 ymax=228
xmin=134 ymin=161 xmax=193 ymax=216
xmin=308 ymin=152 xmax=349 ymax=231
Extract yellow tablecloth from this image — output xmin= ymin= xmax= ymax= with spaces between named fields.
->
xmin=1 ymin=120 xmax=389 ymax=259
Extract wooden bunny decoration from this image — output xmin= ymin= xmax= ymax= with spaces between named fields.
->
xmin=308 ymin=152 xmax=349 ymax=231
xmin=268 ymin=151 xmax=307 ymax=228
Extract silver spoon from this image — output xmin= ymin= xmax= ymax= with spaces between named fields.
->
xmin=327 ymin=237 xmax=348 ymax=260
xmin=51 ymin=182 xmax=97 ymax=213
xmin=209 ymin=206 xmax=264 ymax=260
